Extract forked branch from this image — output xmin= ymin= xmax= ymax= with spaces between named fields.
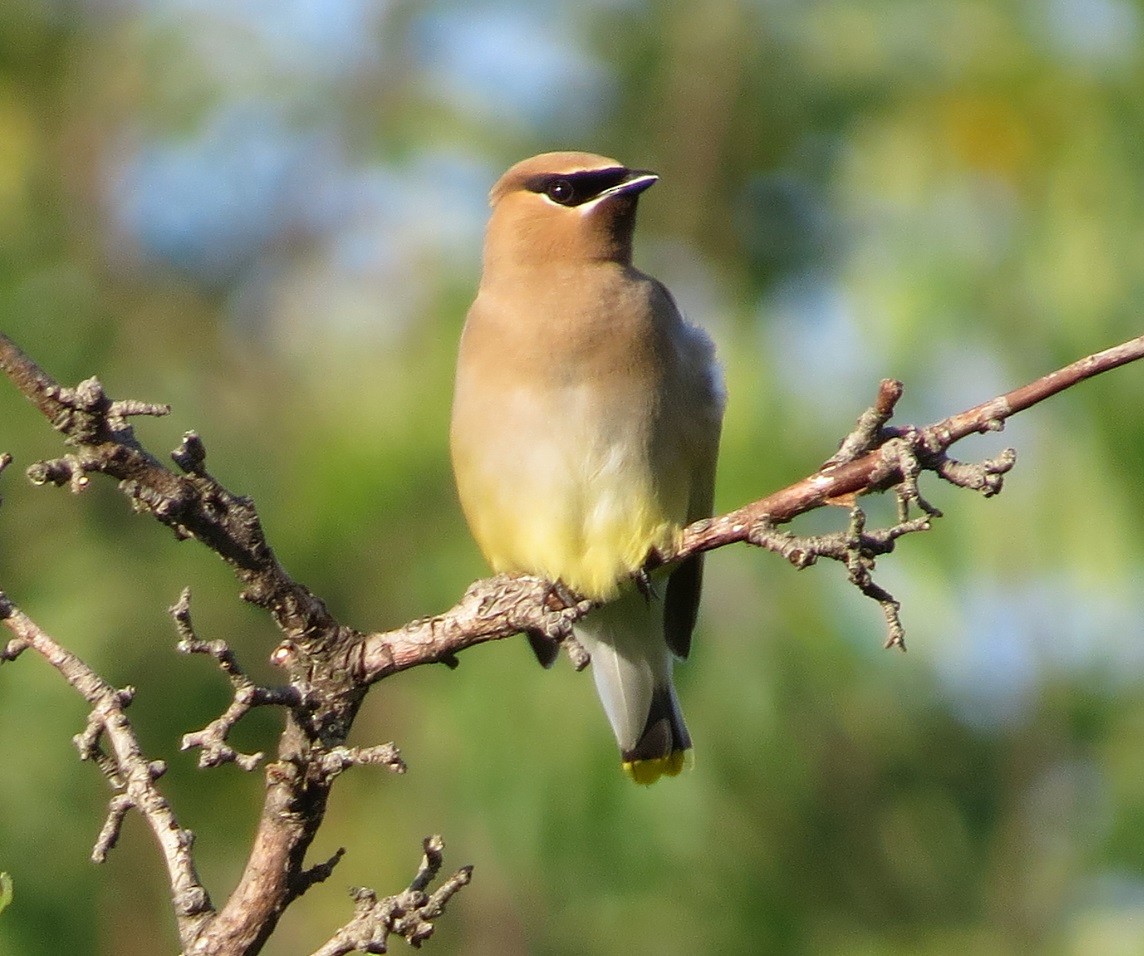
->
xmin=1 ymin=330 xmax=1142 ymax=955
xmin=0 ymin=595 xmax=213 ymax=947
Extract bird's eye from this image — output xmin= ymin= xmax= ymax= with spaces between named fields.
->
xmin=545 ymin=179 xmax=576 ymax=205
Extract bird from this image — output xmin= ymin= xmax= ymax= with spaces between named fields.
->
xmin=449 ymin=151 xmax=725 ymax=785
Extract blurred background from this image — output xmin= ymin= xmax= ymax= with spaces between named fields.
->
xmin=2 ymin=0 xmax=1144 ymax=952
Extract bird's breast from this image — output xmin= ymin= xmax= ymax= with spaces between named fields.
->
xmin=451 ymin=363 xmax=682 ymax=601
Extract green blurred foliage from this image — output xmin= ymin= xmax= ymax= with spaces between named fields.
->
xmin=2 ymin=0 xmax=1144 ymax=954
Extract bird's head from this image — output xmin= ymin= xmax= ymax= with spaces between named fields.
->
xmin=483 ymin=152 xmax=658 ymax=272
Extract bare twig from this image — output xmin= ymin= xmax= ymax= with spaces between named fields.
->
xmin=171 ymin=588 xmax=304 ymax=771
xmin=0 ymin=594 xmax=214 ymax=947
xmin=311 ymin=836 xmax=473 ymax=956
xmin=821 ymin=378 xmax=904 ymax=468
xmin=315 ymin=744 xmax=407 ymax=778
xmin=0 ymin=334 xmax=340 ymax=656
xmin=674 ymin=334 xmax=1144 ymax=560
xmin=296 ymin=848 xmax=347 ymax=901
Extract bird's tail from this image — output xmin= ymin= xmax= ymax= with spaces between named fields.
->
xmin=574 ymin=590 xmax=691 ymax=786
xmin=620 ymin=682 xmax=692 ymax=785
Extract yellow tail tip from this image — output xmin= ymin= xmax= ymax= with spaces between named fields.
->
xmin=622 ymin=749 xmax=692 ymax=786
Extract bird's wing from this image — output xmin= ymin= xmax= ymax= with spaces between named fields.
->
xmin=663 ymin=315 xmax=726 ymax=660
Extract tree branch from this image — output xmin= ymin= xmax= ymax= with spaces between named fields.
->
xmin=0 ymin=594 xmax=214 ymax=949
xmin=2 ymin=329 xmax=1142 ymax=954
xmin=359 ymin=333 xmax=1144 ymax=676
xmin=171 ymin=588 xmax=305 ymax=771
xmin=311 ymin=836 xmax=472 ymax=956
xmin=675 ymin=333 xmax=1144 ymax=557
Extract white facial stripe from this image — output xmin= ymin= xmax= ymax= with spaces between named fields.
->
xmin=575 ymin=173 xmax=659 ymax=214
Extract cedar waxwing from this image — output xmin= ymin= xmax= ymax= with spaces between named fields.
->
xmin=450 ymin=152 xmax=725 ymax=785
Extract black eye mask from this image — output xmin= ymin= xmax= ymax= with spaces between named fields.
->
xmin=522 ymin=168 xmax=633 ymax=207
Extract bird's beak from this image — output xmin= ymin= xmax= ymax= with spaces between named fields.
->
xmin=577 ymin=169 xmax=658 ymax=214
xmin=598 ymin=169 xmax=659 ymax=202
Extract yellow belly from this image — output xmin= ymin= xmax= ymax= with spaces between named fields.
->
xmin=457 ymin=447 xmax=682 ymax=600
xmin=452 ymin=386 xmax=685 ymax=601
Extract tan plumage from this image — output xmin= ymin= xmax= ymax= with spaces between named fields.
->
xmin=450 ymin=151 xmax=724 ymax=784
